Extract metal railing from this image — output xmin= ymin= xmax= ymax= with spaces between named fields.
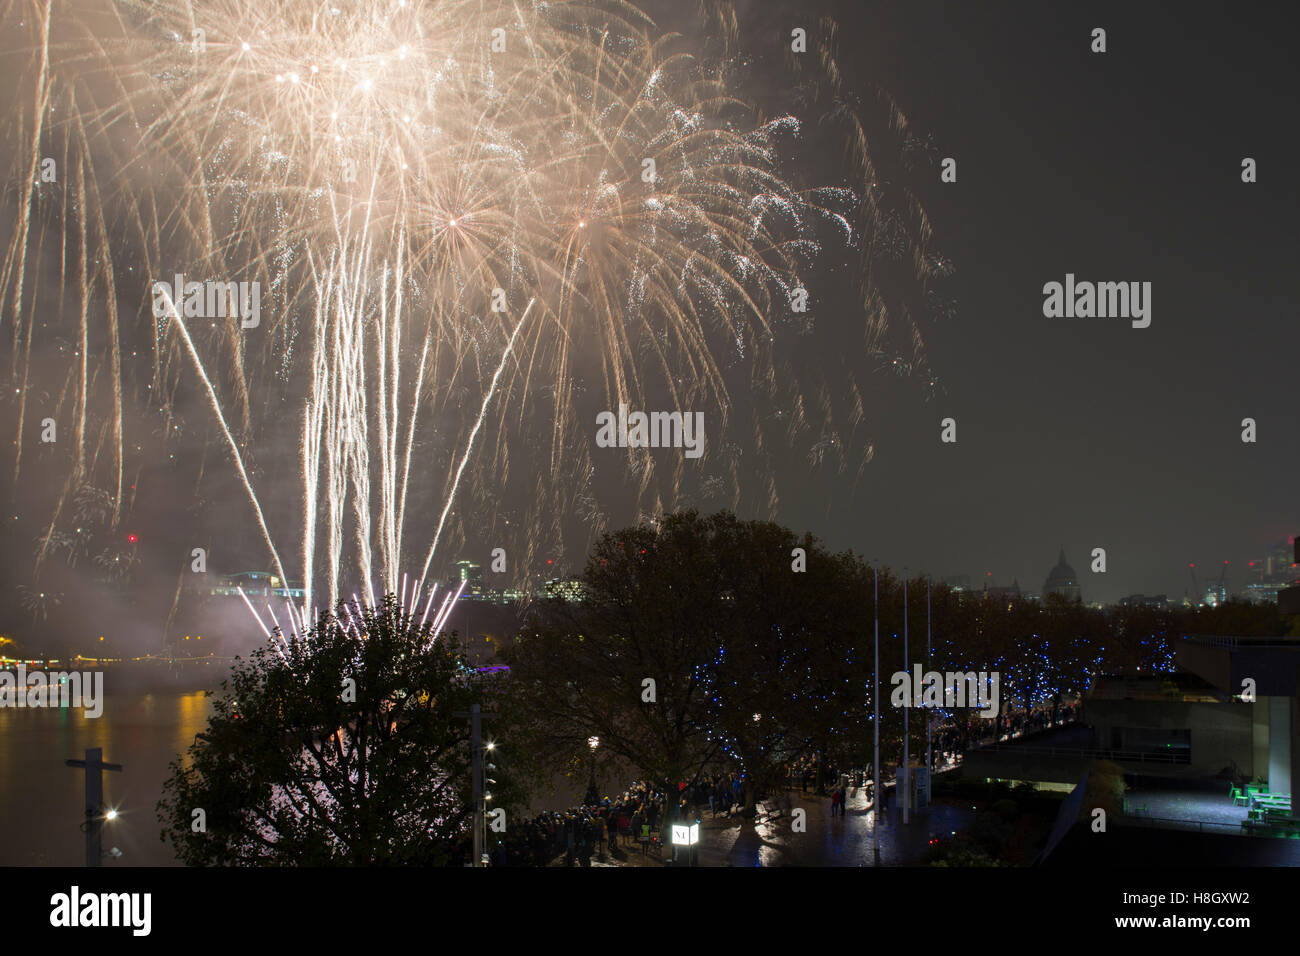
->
xmin=1182 ymin=634 xmax=1300 ymax=650
xmin=974 ymin=743 xmax=1191 ymax=765
xmin=1117 ymin=815 xmax=1245 ymax=834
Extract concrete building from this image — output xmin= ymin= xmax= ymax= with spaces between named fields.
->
xmin=1174 ymin=633 xmax=1300 ymax=795
xmin=1085 ymin=673 xmax=1251 ymax=778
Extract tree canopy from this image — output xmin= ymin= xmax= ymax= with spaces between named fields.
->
xmin=158 ymin=595 xmax=521 ymax=865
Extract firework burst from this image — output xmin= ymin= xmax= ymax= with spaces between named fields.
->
xmin=2 ymin=0 xmax=947 ymax=623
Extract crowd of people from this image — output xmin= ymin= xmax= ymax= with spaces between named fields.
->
xmin=488 ymin=773 xmax=765 ymax=865
xmin=942 ymin=701 xmax=1080 ymax=753
xmin=488 ymin=702 xmax=1082 ymax=864
xmin=695 ymin=773 xmax=748 ymax=817
xmin=490 ymin=780 xmax=683 ymax=866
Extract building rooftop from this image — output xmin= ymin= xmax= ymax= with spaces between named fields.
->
xmin=1089 ymin=672 xmax=1228 ymax=704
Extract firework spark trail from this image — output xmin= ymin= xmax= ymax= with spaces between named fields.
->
xmin=340 ymin=599 xmax=358 ymax=638
xmin=416 ymin=299 xmax=535 ymax=598
xmin=395 ymin=337 xmax=430 ymax=590
xmin=427 ymin=592 xmax=451 ymax=638
xmin=236 ymin=586 xmax=270 ymax=639
xmin=419 ymin=583 xmax=439 ymax=629
xmin=299 ymin=218 xmax=429 ymax=619
xmin=160 ymin=287 xmax=290 ymax=589
xmin=427 ymin=579 xmax=466 ymax=644
xmin=2 ymin=0 xmax=946 ymax=641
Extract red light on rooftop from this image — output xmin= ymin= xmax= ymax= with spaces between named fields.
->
xmin=127 ymin=534 xmax=137 ymax=543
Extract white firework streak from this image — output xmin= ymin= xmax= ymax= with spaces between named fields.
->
xmin=419 ymin=584 xmax=439 ymax=629
xmin=161 ymin=288 xmax=290 ymax=590
xmin=162 ymin=187 xmax=525 ymax=637
xmin=237 ymin=586 xmax=270 ymax=639
xmin=415 ymin=299 xmax=535 ymax=598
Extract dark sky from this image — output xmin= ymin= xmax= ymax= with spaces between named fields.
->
xmin=3 ymin=1 xmax=1296 ymax=651
xmin=770 ymin=0 xmax=1299 ymax=602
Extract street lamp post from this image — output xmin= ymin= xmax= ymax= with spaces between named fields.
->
xmin=65 ymin=747 xmax=122 ymax=867
xmin=926 ymin=574 xmax=933 ymax=833
xmin=903 ymin=568 xmax=909 ymax=826
xmin=453 ymin=704 xmax=497 ymax=866
xmin=586 ymin=736 xmax=603 ymax=861
xmin=585 ymin=735 xmax=600 ymax=807
xmin=926 ymin=575 xmax=932 ymax=780
xmin=872 ymin=560 xmax=880 ymax=865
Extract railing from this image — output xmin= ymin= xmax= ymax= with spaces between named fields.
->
xmin=1182 ymin=634 xmax=1300 ymax=650
xmin=973 ymin=744 xmax=1191 ymax=765
xmin=1117 ymin=815 xmax=1245 ymax=834
xmin=962 ymin=716 xmax=1081 ymax=751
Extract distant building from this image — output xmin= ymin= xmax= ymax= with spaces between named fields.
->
xmin=543 ymin=578 xmax=585 ymax=602
xmin=454 ymin=560 xmax=484 ymax=596
xmin=1118 ymin=594 xmax=1169 ymax=608
xmin=208 ymin=570 xmax=304 ymax=599
xmin=1043 ymin=549 xmax=1082 ymax=602
xmin=1279 ymin=537 xmax=1300 ymax=616
xmin=982 ymin=579 xmax=1022 ymax=602
xmin=1240 ymin=539 xmax=1299 ymax=604
xmin=943 ymin=575 xmax=972 ymax=592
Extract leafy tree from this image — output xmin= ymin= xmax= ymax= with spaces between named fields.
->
xmin=703 ymin=520 xmax=869 ymax=810
xmin=506 ymin=513 xmax=731 ymax=811
xmin=159 ymin=595 xmax=520 ymax=864
xmin=506 ymin=510 xmax=872 ymax=814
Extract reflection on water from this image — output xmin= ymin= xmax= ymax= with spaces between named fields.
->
xmin=0 ymin=692 xmax=213 ymax=866
xmin=2 ymin=693 xmax=969 ymax=867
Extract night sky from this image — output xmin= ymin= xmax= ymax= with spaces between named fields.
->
xmin=772 ymin=0 xmax=1298 ymax=602
xmin=2 ymin=1 xmax=1296 ymax=650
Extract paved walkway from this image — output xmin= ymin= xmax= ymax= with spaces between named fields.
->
xmin=628 ymin=786 xmax=976 ymax=867
xmin=1122 ymin=787 xmax=1250 ymax=831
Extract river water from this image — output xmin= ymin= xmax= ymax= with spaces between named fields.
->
xmin=0 ymin=691 xmax=213 ymax=866
xmin=1 ymin=689 xmax=968 ymax=866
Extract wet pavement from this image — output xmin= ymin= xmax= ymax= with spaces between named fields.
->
xmin=677 ymin=786 xmax=975 ymax=867
xmin=1122 ymin=787 xmax=1252 ymax=831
